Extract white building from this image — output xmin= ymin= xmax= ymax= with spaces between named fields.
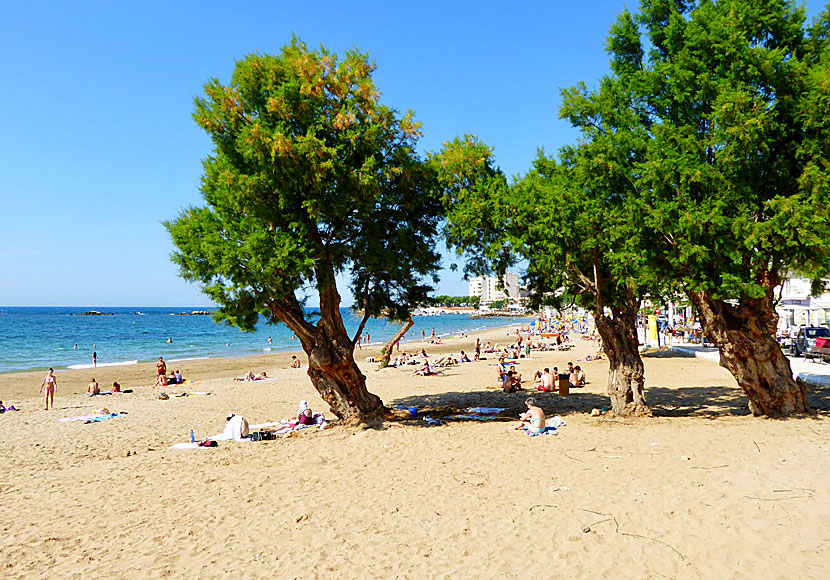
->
xmin=469 ymin=273 xmax=520 ymax=304
xmin=777 ymin=276 xmax=830 ymax=329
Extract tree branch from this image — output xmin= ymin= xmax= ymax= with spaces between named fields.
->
xmin=352 ymin=276 xmax=372 ymax=345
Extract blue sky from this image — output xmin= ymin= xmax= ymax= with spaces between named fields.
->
xmin=1 ymin=0 xmax=825 ymax=306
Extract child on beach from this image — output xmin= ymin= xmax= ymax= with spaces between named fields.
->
xmin=40 ymin=368 xmax=56 ymax=410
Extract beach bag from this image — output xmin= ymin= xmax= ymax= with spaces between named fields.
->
xmin=198 ymin=440 xmax=218 ymax=447
xmin=250 ymin=430 xmax=274 ymax=441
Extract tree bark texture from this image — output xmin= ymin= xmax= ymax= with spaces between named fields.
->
xmin=306 ymin=327 xmax=384 ymax=421
xmin=380 ymin=317 xmax=414 ymax=368
xmin=594 ymin=301 xmax=650 ymax=417
xmin=273 ymin=267 xmax=385 ymax=421
xmin=686 ymin=290 xmax=808 ymax=417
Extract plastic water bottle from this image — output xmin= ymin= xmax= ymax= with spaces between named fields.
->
xmin=190 ymin=429 xmax=195 ymax=443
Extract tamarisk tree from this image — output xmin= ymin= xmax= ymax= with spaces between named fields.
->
xmin=166 ymin=39 xmax=442 ymax=420
xmin=434 ymin=123 xmax=657 ymax=416
xmin=610 ymin=0 xmax=830 ymax=416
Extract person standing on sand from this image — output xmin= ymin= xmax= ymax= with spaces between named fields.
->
xmin=40 ymin=368 xmax=56 ymax=410
xmin=92 ymin=351 xmax=98 ymax=367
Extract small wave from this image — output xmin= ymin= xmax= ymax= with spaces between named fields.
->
xmin=67 ymin=360 xmax=138 ymax=369
xmin=168 ymin=356 xmax=211 ymax=362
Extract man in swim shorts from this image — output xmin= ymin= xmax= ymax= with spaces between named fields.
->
xmin=87 ymin=378 xmax=100 ymax=395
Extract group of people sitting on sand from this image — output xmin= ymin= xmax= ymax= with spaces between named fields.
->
xmin=87 ymin=378 xmax=126 ymax=395
xmin=531 ymin=362 xmax=586 ymax=392
xmin=153 ymin=357 xmax=186 ymax=387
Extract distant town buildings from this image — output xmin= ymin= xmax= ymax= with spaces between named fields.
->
xmin=468 ymin=273 xmax=520 ymax=305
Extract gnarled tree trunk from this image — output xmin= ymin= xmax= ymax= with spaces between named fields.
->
xmin=285 ymin=268 xmax=385 ymax=421
xmin=687 ymin=290 xmax=808 ymax=417
xmin=594 ymin=299 xmax=650 ymax=417
xmin=306 ymin=329 xmax=383 ymax=421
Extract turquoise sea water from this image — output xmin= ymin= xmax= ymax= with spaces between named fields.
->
xmin=0 ymin=307 xmax=532 ymax=374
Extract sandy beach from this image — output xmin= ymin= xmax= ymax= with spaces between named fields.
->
xmin=2 ymin=325 xmax=829 ymax=579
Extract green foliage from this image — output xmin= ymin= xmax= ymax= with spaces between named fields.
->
xmin=429 ymin=135 xmax=514 ymax=277
xmin=426 ymin=295 xmax=480 ymax=307
xmin=619 ymin=0 xmax=830 ymax=298
xmin=166 ymin=39 xmax=443 ymax=332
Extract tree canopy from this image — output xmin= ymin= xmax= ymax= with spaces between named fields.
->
xmin=606 ymin=0 xmax=830 ymax=415
xmin=166 ymin=39 xmax=443 ymax=419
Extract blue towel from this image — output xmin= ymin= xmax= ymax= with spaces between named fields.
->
xmin=525 ymin=426 xmax=557 ymax=436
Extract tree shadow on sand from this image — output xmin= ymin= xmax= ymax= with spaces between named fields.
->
xmin=647 ymin=385 xmax=751 ymax=417
xmin=386 ymin=387 xmax=609 ymax=423
xmin=381 ymin=381 xmax=830 ymax=425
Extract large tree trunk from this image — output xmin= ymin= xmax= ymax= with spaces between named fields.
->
xmin=290 ymin=266 xmax=385 ymax=421
xmin=306 ymin=328 xmax=383 ymax=421
xmin=687 ymin=290 xmax=808 ymax=417
xmin=594 ymin=300 xmax=650 ymax=417
xmin=380 ymin=317 xmax=414 ymax=368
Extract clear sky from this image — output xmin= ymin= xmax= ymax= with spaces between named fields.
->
xmin=1 ymin=0 xmax=825 ymax=307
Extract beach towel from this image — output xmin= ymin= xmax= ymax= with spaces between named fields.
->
xmin=59 ymin=413 xmax=124 ymax=423
xmin=60 ymin=413 xmax=121 ymax=422
xmin=467 ymin=407 xmax=506 ymax=415
xmin=525 ymin=426 xmax=557 ymax=436
xmin=445 ymin=407 xmax=507 ymax=421
xmin=86 ymin=413 xmax=123 ymax=423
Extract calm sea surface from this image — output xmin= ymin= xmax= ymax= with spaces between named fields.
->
xmin=0 ymin=307 xmax=532 ymax=374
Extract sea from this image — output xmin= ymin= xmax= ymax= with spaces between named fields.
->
xmin=0 ymin=307 xmax=533 ymax=375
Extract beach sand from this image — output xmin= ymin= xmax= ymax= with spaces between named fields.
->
xmin=1 ymin=326 xmax=829 ymax=579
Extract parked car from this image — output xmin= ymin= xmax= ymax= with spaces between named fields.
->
xmin=794 ymin=327 xmax=830 ymax=357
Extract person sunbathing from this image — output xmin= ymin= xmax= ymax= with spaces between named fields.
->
xmin=459 ymin=351 xmax=471 ymax=363
xmin=297 ymin=401 xmax=315 ymax=425
xmin=234 ymin=371 xmax=256 ymax=382
xmin=289 ymin=356 xmax=301 ymax=368
xmin=111 ymin=381 xmax=122 ymax=393
xmin=87 ymin=378 xmax=100 ymax=395
xmin=509 ymin=398 xmax=546 ymax=434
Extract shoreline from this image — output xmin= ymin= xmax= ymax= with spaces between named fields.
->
xmin=0 ymin=324 xmax=525 ymax=402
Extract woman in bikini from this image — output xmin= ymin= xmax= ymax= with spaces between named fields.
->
xmin=509 ymin=397 xmax=546 ymax=434
xmin=40 ymin=368 xmax=57 ymax=410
